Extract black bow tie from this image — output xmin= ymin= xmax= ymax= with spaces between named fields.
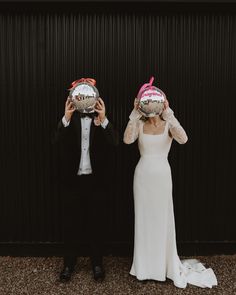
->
xmin=79 ymin=112 xmax=97 ymax=119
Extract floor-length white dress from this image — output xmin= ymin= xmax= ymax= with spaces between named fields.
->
xmin=123 ymin=107 xmax=217 ymax=289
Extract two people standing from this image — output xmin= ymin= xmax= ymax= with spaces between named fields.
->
xmin=54 ymin=77 xmax=217 ymax=288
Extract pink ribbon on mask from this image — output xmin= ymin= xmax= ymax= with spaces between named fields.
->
xmin=137 ymin=76 xmax=155 ymax=99
xmin=68 ymin=78 xmax=96 ymax=90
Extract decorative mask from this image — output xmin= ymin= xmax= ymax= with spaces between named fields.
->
xmin=68 ymin=78 xmax=99 ymax=113
xmin=137 ymin=76 xmax=166 ymax=117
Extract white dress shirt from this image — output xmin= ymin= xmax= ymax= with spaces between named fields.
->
xmin=62 ymin=115 xmax=109 ymax=175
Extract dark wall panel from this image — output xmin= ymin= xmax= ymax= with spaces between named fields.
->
xmin=0 ymin=3 xmax=235 ymax=254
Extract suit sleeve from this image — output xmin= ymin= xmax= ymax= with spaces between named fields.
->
xmin=101 ymin=121 xmax=119 ymax=146
xmin=52 ymin=117 xmax=71 ymax=145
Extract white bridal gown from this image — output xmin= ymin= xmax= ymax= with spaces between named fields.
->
xmin=123 ymin=107 xmax=217 ymax=289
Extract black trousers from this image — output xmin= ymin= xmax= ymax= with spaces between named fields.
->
xmin=62 ymin=174 xmax=106 ymax=268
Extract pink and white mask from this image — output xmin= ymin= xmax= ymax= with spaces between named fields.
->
xmin=137 ymin=76 xmax=166 ymax=117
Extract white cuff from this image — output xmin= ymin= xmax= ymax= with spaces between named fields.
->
xmin=62 ymin=116 xmax=70 ymax=127
xmin=101 ymin=117 xmax=109 ymax=129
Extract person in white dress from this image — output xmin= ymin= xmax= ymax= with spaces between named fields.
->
xmin=123 ymin=97 xmax=217 ymax=289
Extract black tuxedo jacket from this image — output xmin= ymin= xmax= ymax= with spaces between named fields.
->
xmin=53 ymin=112 xmax=119 ymax=186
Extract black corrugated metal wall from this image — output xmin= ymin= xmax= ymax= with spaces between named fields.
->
xmin=0 ymin=3 xmax=235 ymax=255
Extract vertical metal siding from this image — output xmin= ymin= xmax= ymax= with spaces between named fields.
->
xmin=0 ymin=5 xmax=235 ymax=251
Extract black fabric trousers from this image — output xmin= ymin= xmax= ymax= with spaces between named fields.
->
xmin=62 ymin=174 xmax=106 ymax=269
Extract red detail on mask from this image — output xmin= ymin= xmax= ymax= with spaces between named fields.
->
xmin=68 ymin=78 xmax=96 ymax=90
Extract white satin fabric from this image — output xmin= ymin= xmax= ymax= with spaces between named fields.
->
xmin=124 ymin=110 xmax=217 ymax=289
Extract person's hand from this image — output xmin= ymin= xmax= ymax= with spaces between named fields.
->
xmin=94 ymin=97 xmax=106 ymax=123
xmin=64 ymin=97 xmax=76 ymax=122
xmin=163 ymin=98 xmax=169 ymax=110
xmin=134 ymin=97 xmax=139 ymax=110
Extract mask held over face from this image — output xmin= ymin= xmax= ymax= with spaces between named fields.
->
xmin=68 ymin=78 xmax=99 ymax=114
xmin=137 ymin=76 xmax=166 ymax=118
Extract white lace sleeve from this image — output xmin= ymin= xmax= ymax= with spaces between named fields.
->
xmin=162 ymin=107 xmax=188 ymax=144
xmin=123 ymin=109 xmax=142 ymax=144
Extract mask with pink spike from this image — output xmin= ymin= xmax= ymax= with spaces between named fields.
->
xmin=137 ymin=76 xmax=166 ymax=117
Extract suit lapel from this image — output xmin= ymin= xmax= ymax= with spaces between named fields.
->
xmin=72 ymin=112 xmax=82 ymax=149
xmin=90 ymin=119 xmax=96 ymax=145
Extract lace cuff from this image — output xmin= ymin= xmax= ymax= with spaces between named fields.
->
xmin=123 ymin=109 xmax=142 ymax=144
xmin=129 ymin=109 xmax=142 ymax=120
xmin=162 ymin=108 xmax=188 ymax=144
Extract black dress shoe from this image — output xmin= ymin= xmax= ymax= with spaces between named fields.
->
xmin=93 ymin=265 xmax=105 ymax=281
xmin=59 ymin=266 xmax=74 ymax=282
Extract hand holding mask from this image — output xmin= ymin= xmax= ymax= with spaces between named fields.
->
xmin=136 ymin=76 xmax=166 ymax=117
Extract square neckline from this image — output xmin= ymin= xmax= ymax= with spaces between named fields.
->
xmin=142 ymin=120 xmax=168 ymax=136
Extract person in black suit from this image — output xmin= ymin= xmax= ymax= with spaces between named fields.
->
xmin=53 ymin=81 xmax=119 ymax=282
